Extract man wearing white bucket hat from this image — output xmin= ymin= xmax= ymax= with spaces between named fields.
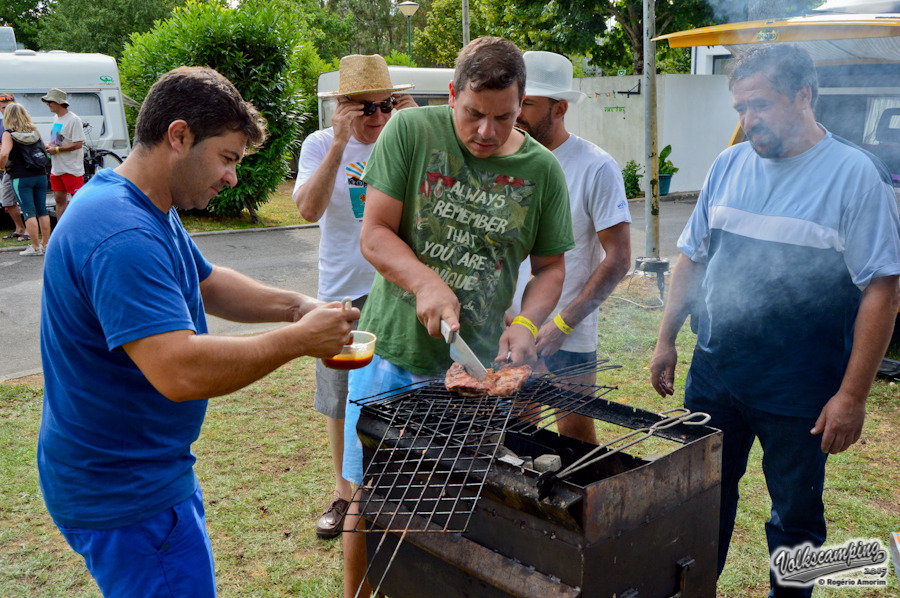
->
xmin=43 ymin=88 xmax=85 ymax=219
xmin=292 ymin=54 xmax=416 ymax=540
xmin=512 ymin=51 xmax=631 ymax=443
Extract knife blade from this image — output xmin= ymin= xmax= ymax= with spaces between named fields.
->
xmin=440 ymin=320 xmax=488 ymax=381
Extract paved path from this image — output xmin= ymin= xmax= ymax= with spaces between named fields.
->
xmin=0 ymin=198 xmax=696 ymax=381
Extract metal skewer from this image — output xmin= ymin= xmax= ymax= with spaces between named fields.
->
xmin=536 ymin=408 xmax=710 ymax=499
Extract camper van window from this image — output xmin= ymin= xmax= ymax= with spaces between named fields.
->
xmin=863 ymin=98 xmax=900 ymax=146
xmin=817 ymin=91 xmax=900 ymax=191
xmin=712 ymin=55 xmax=732 ymax=75
xmin=0 ymin=27 xmax=16 ymax=52
xmin=14 ymin=92 xmax=106 ymax=136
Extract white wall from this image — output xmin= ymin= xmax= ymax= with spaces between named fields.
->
xmin=565 ymin=74 xmax=737 ymax=193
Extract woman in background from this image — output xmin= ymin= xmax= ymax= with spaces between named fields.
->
xmin=0 ymin=102 xmax=50 ymax=256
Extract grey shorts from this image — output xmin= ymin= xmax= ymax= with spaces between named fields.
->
xmin=313 ymin=295 xmax=367 ymax=419
xmin=0 ymin=173 xmax=15 ymax=208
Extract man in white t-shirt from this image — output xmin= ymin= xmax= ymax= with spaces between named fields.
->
xmin=292 ymin=54 xmax=416 ymax=539
xmin=512 ymin=51 xmax=632 ymax=443
xmin=43 ymin=88 xmax=85 ymax=219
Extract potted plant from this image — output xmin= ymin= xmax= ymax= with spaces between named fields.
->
xmin=658 ymin=144 xmax=679 ymax=196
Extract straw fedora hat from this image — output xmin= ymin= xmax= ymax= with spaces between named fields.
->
xmin=318 ymin=54 xmax=414 ymax=97
xmin=41 ymin=88 xmax=70 ymax=106
xmin=523 ymin=51 xmax=586 ymax=105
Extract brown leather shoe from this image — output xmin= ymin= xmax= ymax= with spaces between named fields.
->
xmin=315 ymin=497 xmax=350 ymax=538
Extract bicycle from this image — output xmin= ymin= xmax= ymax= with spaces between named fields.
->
xmin=81 ymin=122 xmax=124 ymax=183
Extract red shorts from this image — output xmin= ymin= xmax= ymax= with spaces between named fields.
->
xmin=50 ymin=173 xmax=85 ymax=194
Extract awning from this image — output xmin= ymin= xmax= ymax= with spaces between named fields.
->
xmin=655 ymin=13 xmax=900 ymax=63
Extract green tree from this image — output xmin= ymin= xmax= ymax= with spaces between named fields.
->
xmin=37 ymin=0 xmax=184 ymax=57
xmin=324 ymin=0 xmax=434 ymax=58
xmin=258 ymin=0 xmax=354 ymax=63
xmin=0 ymin=0 xmax=49 ymax=51
xmin=482 ymin=1 xmax=716 ymax=75
xmin=121 ymin=0 xmax=320 ymax=219
xmin=413 ymin=0 xmax=493 ymax=66
xmin=383 ymin=50 xmax=417 ymax=67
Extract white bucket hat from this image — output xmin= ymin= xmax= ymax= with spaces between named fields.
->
xmin=42 ymin=88 xmax=70 ymax=107
xmin=318 ymin=54 xmax=414 ymax=97
xmin=523 ymin=51 xmax=586 ymax=105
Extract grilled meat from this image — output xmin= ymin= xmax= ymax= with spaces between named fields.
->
xmin=445 ymin=362 xmax=492 ymax=396
xmin=445 ymin=363 xmax=532 ymax=397
xmin=489 ymin=364 xmax=532 ymax=396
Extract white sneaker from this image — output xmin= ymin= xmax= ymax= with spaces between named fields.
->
xmin=20 ymin=246 xmax=43 ymax=256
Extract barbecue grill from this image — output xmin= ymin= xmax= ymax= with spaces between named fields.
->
xmin=348 ymin=362 xmax=722 ymax=598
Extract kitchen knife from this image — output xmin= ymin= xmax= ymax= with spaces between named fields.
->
xmin=440 ymin=320 xmax=489 ymax=381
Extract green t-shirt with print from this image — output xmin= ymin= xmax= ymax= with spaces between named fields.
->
xmin=360 ymin=104 xmax=574 ymax=376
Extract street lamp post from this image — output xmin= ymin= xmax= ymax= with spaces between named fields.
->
xmin=398 ymin=2 xmax=419 ymax=59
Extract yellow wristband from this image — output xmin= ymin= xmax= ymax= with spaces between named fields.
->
xmin=56 ymin=147 xmax=60 ymax=154
xmin=553 ymin=313 xmax=573 ymax=335
xmin=511 ymin=315 xmax=538 ymax=338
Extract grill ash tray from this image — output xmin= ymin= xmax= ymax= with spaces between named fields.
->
xmin=483 ymin=428 xmax=652 ymax=529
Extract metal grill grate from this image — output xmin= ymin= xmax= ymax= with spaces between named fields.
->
xmin=346 ymin=360 xmax=622 ymax=597
xmin=354 ymin=390 xmax=509 ymax=533
xmin=348 ymin=359 xmax=621 ymax=535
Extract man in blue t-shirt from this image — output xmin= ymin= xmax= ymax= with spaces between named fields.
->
xmin=650 ymin=45 xmax=900 ymax=598
xmin=38 ymin=67 xmax=360 ymax=598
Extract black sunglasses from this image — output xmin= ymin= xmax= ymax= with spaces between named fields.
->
xmin=360 ymin=97 xmax=395 ymax=116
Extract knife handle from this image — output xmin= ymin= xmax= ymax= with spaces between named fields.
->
xmin=440 ymin=320 xmax=455 ymax=344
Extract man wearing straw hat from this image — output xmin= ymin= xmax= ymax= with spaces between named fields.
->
xmin=510 ymin=51 xmax=632 ymax=444
xmin=292 ymin=54 xmax=416 ymax=540
xmin=342 ymin=36 xmax=575 ymax=597
xmin=43 ymin=88 xmax=85 ymax=219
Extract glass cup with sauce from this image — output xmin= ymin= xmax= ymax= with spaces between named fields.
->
xmin=322 ymin=297 xmax=376 ymax=370
xmin=322 ymin=330 xmax=376 ymax=370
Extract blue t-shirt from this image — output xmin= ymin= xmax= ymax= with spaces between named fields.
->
xmin=679 ymin=131 xmax=900 ymax=417
xmin=39 ymin=169 xmax=213 ymax=529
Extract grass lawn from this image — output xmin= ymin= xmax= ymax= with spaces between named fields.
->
xmin=178 ymin=179 xmax=308 ymax=233
xmin=1 ymin=274 xmax=898 ymax=597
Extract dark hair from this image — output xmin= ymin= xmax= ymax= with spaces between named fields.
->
xmin=453 ymin=37 xmax=525 ymax=100
xmin=134 ymin=66 xmax=267 ymax=149
xmin=728 ymin=44 xmax=818 ymax=108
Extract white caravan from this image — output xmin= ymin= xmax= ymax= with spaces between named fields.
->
xmin=0 ymin=50 xmax=131 ymax=159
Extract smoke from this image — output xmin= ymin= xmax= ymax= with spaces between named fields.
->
xmin=705 ymin=0 xmax=822 ymax=23
xmin=705 ymin=0 xmax=751 ymax=23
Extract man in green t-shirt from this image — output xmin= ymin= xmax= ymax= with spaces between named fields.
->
xmin=340 ymin=36 xmax=575 ymax=598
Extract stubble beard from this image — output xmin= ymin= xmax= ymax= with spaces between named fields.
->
xmin=747 ymin=125 xmax=785 ymax=159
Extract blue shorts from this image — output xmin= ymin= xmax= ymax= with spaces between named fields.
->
xmin=342 ymin=354 xmax=430 ymax=485
xmin=543 ymin=349 xmax=595 ymax=373
xmin=11 ymin=175 xmax=48 ymax=221
xmin=55 ymin=485 xmax=216 ymax=598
